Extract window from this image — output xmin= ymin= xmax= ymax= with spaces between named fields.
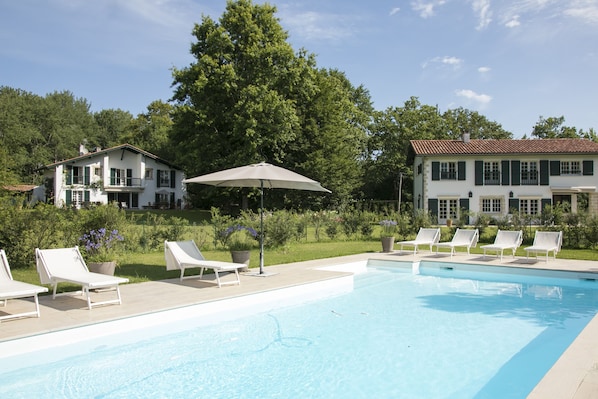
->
xmin=72 ymin=190 xmax=84 ymax=208
xmin=521 ymin=161 xmax=538 ymax=185
xmin=561 ymin=161 xmax=581 ymax=175
xmin=145 ymin=168 xmax=153 ymax=180
xmin=440 ymin=162 xmax=457 ymax=180
xmin=439 ymin=199 xmax=458 ymax=220
xmin=94 ymin=167 xmax=102 ymax=177
xmin=72 ymin=167 xmax=84 ymax=185
xmin=484 ymin=162 xmax=500 ymax=185
xmin=520 ymin=199 xmax=540 ymax=215
xmin=158 ymin=170 xmax=170 ymax=187
xmin=481 ymin=198 xmax=502 ymax=213
xmin=110 ymin=168 xmax=126 ymax=186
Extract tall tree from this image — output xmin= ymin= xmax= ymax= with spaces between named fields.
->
xmin=118 ymin=101 xmax=173 ymax=157
xmin=442 ymin=107 xmax=511 ymax=139
xmin=364 ymin=97 xmax=447 ymax=203
xmin=531 ymin=116 xmax=579 ymax=139
xmin=93 ymin=108 xmax=135 ymax=149
xmin=170 ymin=0 xmax=367 ymax=208
xmin=171 ymin=0 xmax=302 ymax=175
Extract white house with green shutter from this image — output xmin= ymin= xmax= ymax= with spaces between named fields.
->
xmin=409 ymin=136 xmax=598 ymax=224
xmin=38 ymin=144 xmax=186 ymax=209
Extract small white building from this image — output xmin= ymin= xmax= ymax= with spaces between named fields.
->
xmin=38 ymin=144 xmax=186 ymax=209
xmin=410 ymin=137 xmax=598 ymax=224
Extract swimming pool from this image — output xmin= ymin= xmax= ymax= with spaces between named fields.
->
xmin=1 ymin=260 xmax=597 ymax=398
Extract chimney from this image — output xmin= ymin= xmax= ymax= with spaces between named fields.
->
xmin=462 ymin=132 xmax=470 ymax=143
xmin=79 ymin=143 xmax=89 ymax=155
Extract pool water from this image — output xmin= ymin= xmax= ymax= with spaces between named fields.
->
xmin=1 ymin=261 xmax=597 ymax=398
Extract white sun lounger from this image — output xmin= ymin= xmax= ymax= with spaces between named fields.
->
xmin=397 ymin=228 xmax=441 ymax=255
xmin=164 ymin=240 xmax=243 ymax=287
xmin=480 ymin=230 xmax=523 ymax=261
xmin=0 ymin=249 xmax=48 ymax=321
xmin=35 ymin=247 xmax=129 ymax=310
xmin=434 ymin=228 xmax=479 ymax=258
xmin=524 ymin=231 xmax=563 ymax=262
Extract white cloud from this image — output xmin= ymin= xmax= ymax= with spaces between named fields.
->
xmin=422 ymin=56 xmax=464 ymax=69
xmin=390 ymin=7 xmax=401 ymax=16
xmin=280 ymin=9 xmax=356 ymax=41
xmin=478 ymin=66 xmax=491 ymax=73
xmin=564 ymin=1 xmax=598 ymax=25
xmin=505 ymin=14 xmax=521 ymax=27
xmin=411 ymin=0 xmax=446 ymax=18
xmin=472 ymin=0 xmax=492 ymax=30
xmin=455 ymin=89 xmax=492 ymax=105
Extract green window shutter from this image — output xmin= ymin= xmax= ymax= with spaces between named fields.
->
xmin=550 ymin=161 xmax=560 ymax=176
xmin=457 ymin=161 xmax=466 ymax=180
xmin=170 ymin=170 xmax=176 ymax=188
xmin=84 ymin=190 xmax=90 ymax=202
xmin=475 ymin=161 xmax=483 ymax=185
xmin=459 ymin=198 xmax=469 ymax=212
xmin=66 ymin=166 xmax=73 ymax=185
xmin=541 ymin=198 xmax=552 ymax=211
xmin=110 ymin=168 xmax=116 ymax=185
xmin=84 ymin=167 xmax=90 ymax=185
xmin=540 ymin=160 xmax=550 ymax=185
xmin=510 ymin=161 xmax=519 ymax=186
xmin=156 ymin=170 xmax=162 ymax=188
xmin=428 ymin=198 xmax=438 ymax=220
xmin=126 ymin=169 xmax=133 ymax=186
xmin=431 ymin=162 xmax=440 ymax=181
xmin=65 ymin=190 xmax=72 ymax=205
xmin=583 ymin=160 xmax=594 ymax=176
xmin=503 ymin=160 xmax=512 ymax=185
xmin=508 ymin=198 xmax=519 ymax=213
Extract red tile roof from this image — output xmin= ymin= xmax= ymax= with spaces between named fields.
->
xmin=410 ymin=138 xmax=598 ymax=155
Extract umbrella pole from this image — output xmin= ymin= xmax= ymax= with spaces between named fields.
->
xmin=259 ymin=180 xmax=264 ymax=274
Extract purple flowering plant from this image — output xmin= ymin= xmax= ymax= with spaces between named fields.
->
xmin=224 ymin=225 xmax=258 ymax=251
xmin=79 ymin=228 xmax=124 ymax=262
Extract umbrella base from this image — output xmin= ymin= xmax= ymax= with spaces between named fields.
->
xmin=244 ymin=271 xmax=278 ymax=277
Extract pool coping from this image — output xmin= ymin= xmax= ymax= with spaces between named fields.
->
xmin=1 ymin=251 xmax=597 ymax=398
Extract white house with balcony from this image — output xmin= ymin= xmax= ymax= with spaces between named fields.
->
xmin=409 ymin=136 xmax=598 ymax=224
xmin=38 ymin=144 xmax=186 ymax=209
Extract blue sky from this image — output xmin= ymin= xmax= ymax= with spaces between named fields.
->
xmin=1 ymin=0 xmax=597 ymax=137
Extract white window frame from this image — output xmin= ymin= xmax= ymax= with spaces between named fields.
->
xmin=439 ymin=198 xmax=458 ymax=220
xmin=520 ymin=198 xmax=540 ymax=215
xmin=520 ymin=161 xmax=538 ymax=185
xmin=440 ymin=162 xmax=457 ymax=180
xmin=483 ymin=161 xmax=500 ymax=185
xmin=145 ymin=168 xmax=154 ymax=180
xmin=159 ymin=170 xmax=170 ymax=187
xmin=561 ymin=161 xmax=581 ymax=176
xmin=72 ymin=190 xmax=84 ymax=208
xmin=481 ymin=197 xmax=502 ymax=214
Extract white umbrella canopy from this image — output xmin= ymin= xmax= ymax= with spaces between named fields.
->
xmin=183 ymin=162 xmax=331 ymax=192
xmin=183 ymin=162 xmax=331 ymax=275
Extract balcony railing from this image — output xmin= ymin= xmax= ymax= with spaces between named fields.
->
xmin=106 ymin=177 xmax=143 ymax=188
xmin=484 ymin=172 xmax=500 ymax=185
xmin=441 ymin=171 xmax=457 ymax=180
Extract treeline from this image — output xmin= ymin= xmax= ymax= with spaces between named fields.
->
xmin=1 ymin=0 xmax=595 ymax=211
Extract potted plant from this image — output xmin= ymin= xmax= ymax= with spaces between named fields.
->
xmin=379 ymin=220 xmax=397 ymax=252
xmin=79 ymin=228 xmax=124 ymax=275
xmin=224 ymin=225 xmax=258 ymax=271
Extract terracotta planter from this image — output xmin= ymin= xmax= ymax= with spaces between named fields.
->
xmin=230 ymin=250 xmax=250 ymax=272
xmin=88 ymin=261 xmax=117 ymax=276
xmin=381 ymin=236 xmax=395 ymax=253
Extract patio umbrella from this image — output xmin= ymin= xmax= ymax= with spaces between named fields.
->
xmin=183 ymin=162 xmax=331 ymax=275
